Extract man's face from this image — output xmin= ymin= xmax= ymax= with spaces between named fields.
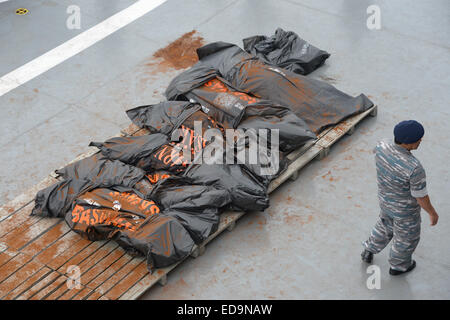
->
xmin=410 ymin=138 xmax=422 ymax=150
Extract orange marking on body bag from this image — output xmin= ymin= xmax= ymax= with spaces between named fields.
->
xmin=116 ymin=191 xmax=140 ymax=207
xmin=78 ymin=210 xmax=91 ymax=225
xmin=159 ymin=144 xmax=188 ymax=167
xmin=150 ymin=174 xmax=158 ymax=183
xmin=162 ymin=153 xmax=172 ymax=165
xmin=139 ymin=200 xmax=160 ymax=215
xmin=147 ymin=174 xmax=158 ymax=184
xmin=71 ymin=205 xmax=83 ymax=223
xmin=177 ymin=126 xmax=195 ymax=157
xmin=154 ymin=146 xmax=169 ymax=161
xmin=106 ymin=191 xmax=161 ymax=216
xmin=147 ymin=173 xmax=171 ymax=184
xmin=122 ymin=193 xmax=141 ymax=207
xmin=180 ymin=125 xmax=206 ymax=152
xmin=181 ymin=125 xmax=191 ymax=145
xmin=112 ymin=218 xmax=133 ymax=231
xmin=168 ymin=150 xmax=184 ymax=166
xmin=185 ymin=126 xmax=195 ymax=150
xmin=99 ymin=211 xmax=108 ymax=224
xmin=71 ymin=205 xmax=137 ymax=232
xmin=202 ymin=78 xmax=259 ymax=104
xmin=232 ymin=91 xmax=259 ymax=104
xmin=91 ymin=210 xmax=99 ymax=225
xmin=211 ymin=80 xmax=228 ymax=92
xmin=203 ymin=78 xmax=228 ymax=92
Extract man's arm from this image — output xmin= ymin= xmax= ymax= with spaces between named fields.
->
xmin=410 ymin=164 xmax=438 ymax=226
xmin=416 ymin=195 xmax=439 ymax=226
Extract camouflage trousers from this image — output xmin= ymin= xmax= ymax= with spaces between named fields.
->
xmin=363 ymin=210 xmax=421 ymax=271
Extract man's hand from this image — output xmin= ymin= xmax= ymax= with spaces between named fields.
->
xmin=416 ymin=195 xmax=439 ymax=226
xmin=429 ymin=212 xmax=439 ymax=226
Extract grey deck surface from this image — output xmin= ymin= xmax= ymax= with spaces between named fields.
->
xmin=1 ymin=0 xmax=449 ymax=299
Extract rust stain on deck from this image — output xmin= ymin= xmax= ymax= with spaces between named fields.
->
xmin=283 ymin=213 xmax=314 ymax=226
xmin=144 ymin=30 xmax=205 ymax=74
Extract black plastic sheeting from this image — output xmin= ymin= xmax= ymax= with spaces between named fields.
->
xmin=127 ymin=99 xmax=315 ymax=153
xmin=243 ymin=28 xmax=330 ymax=75
xmin=126 ymin=101 xmax=201 ymax=136
xmin=89 ymin=134 xmax=169 ymax=172
xmin=31 ymin=34 xmax=374 ymax=273
xmin=66 ymin=187 xmax=195 ymax=270
xmin=166 ymin=42 xmax=373 ymax=134
xmin=32 ymin=155 xmax=149 ymax=218
xmin=149 ymin=176 xmax=229 ymax=243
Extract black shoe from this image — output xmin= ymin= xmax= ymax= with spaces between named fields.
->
xmin=389 ymin=260 xmax=416 ymax=276
xmin=361 ymin=249 xmax=373 ymax=263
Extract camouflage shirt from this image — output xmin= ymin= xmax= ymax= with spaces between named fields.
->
xmin=374 ymin=139 xmax=427 ymax=218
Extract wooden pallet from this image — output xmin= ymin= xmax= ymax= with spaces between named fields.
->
xmin=0 ymin=105 xmax=377 ymax=300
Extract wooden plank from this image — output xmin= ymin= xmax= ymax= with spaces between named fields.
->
xmin=43 ymin=278 xmax=94 ymax=301
xmin=0 ymin=215 xmax=60 ymax=251
xmin=43 ymin=280 xmax=72 ymax=300
xmin=0 ymin=249 xmax=18 ymax=268
xmin=35 ymin=241 xmax=117 ymax=299
xmin=1 ymin=266 xmax=52 ymax=300
xmin=120 ymin=123 xmax=141 ymax=137
xmin=0 ymin=259 xmax=46 ymax=299
xmin=79 ymin=247 xmax=126 ymax=286
xmin=269 ymin=144 xmax=323 ymax=192
xmin=120 ymin=124 xmax=150 ymax=137
xmin=0 ymin=204 xmax=42 ymax=239
xmin=0 ymin=242 xmax=8 ymax=254
xmin=286 ymin=139 xmax=316 ymax=162
xmin=40 ymin=240 xmax=124 ymax=300
xmin=121 ymin=211 xmax=249 ymax=300
xmin=84 ymin=254 xmax=134 ymax=290
xmin=130 ymin=128 xmax=151 ymax=137
xmin=136 ymin=129 xmax=151 ymax=136
xmin=46 ymin=239 xmax=101 ymax=271
xmin=0 ymin=252 xmax=33 ymax=283
xmin=204 ymin=211 xmax=244 ymax=246
xmin=71 ymin=286 xmax=96 ymax=300
xmin=19 ymin=221 xmax=70 ymax=257
xmin=14 ymin=271 xmax=61 ymax=300
xmin=57 ymin=241 xmax=118 ymax=275
xmin=316 ymin=107 xmax=375 ymax=150
xmin=53 ymin=283 xmax=86 ymax=300
xmin=85 ymin=289 xmax=104 ymax=300
xmin=65 ymin=241 xmax=119 ymax=277
xmin=31 ymin=225 xmax=85 ymax=266
xmin=284 ymin=125 xmax=332 ymax=163
xmin=119 ymin=268 xmax=171 ymax=300
xmin=103 ymin=261 xmax=148 ymax=300
xmin=92 ymin=257 xmax=143 ymax=296
xmin=29 ymin=274 xmax=69 ymax=300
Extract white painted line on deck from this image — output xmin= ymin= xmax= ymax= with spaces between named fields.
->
xmin=0 ymin=0 xmax=167 ymax=97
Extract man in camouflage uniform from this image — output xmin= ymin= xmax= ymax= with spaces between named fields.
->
xmin=361 ymin=120 xmax=439 ymax=275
